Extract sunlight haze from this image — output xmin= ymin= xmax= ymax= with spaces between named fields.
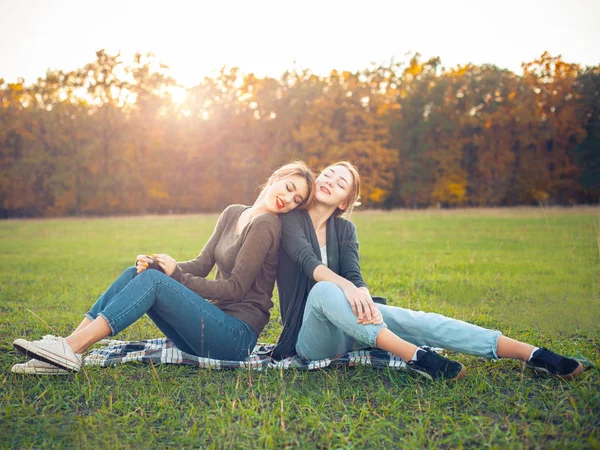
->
xmin=1 ymin=0 xmax=599 ymax=87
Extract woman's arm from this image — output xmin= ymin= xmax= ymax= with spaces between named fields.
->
xmin=281 ymin=212 xmax=378 ymax=322
xmin=172 ymin=216 xmax=281 ymax=301
xmin=334 ymin=222 xmax=379 ymax=322
xmin=279 ymin=211 xmax=323 ymax=279
xmin=338 ymin=222 xmax=368 ymax=289
xmin=312 ymin=265 xmax=379 ymax=322
xmin=172 ymin=207 xmax=230 ymax=279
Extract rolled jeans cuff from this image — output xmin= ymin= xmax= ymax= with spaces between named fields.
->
xmin=84 ymin=311 xmax=118 ymax=336
xmin=84 ymin=312 xmax=96 ymax=322
xmin=366 ymin=322 xmax=387 ymax=347
xmin=97 ymin=312 xmax=118 ymax=336
xmin=490 ymin=330 xmax=502 ymax=359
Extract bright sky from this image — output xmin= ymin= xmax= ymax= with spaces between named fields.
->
xmin=1 ymin=0 xmax=599 ymax=88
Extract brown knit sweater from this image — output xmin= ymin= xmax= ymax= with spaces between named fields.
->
xmin=170 ymin=205 xmax=281 ymax=335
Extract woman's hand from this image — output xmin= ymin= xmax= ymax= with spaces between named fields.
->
xmin=152 ymin=253 xmax=177 ymax=276
xmin=341 ymin=284 xmax=378 ymax=322
xmin=135 ymin=255 xmax=153 ymax=274
xmin=357 ymin=306 xmax=384 ymax=325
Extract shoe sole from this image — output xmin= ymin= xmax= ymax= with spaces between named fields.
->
xmin=528 ymin=362 xmax=584 ymax=379
xmin=453 ymin=365 xmax=467 ymax=380
xmin=13 ymin=339 xmax=81 ymax=372
xmin=11 ymin=364 xmax=70 ymax=375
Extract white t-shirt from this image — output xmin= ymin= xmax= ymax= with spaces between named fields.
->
xmin=320 ymin=245 xmax=328 ymax=267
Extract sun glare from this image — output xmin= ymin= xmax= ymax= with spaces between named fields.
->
xmin=169 ymin=86 xmax=187 ymax=105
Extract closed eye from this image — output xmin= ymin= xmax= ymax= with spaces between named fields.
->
xmin=287 ymin=182 xmax=303 ymax=204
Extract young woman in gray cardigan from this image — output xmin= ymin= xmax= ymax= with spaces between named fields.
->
xmin=273 ymin=161 xmax=583 ymax=381
xmin=12 ymin=162 xmax=315 ymax=375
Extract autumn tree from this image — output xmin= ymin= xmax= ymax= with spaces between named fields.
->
xmin=82 ymin=50 xmax=128 ymax=213
xmin=576 ymin=67 xmax=600 ymax=202
xmin=0 ymin=50 xmax=597 ymax=217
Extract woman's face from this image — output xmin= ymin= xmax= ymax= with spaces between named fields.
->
xmin=264 ymin=174 xmax=310 ymax=214
xmin=314 ymin=165 xmax=352 ymax=210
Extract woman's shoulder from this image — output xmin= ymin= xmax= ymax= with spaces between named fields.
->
xmin=218 ymin=204 xmax=247 ymax=222
xmin=252 ymin=211 xmax=280 ymax=225
xmin=250 ymin=212 xmax=282 ymax=234
xmin=280 ymin=208 xmax=309 ymax=225
xmin=332 ymin=215 xmax=357 ymax=233
xmin=246 ymin=214 xmax=281 ymax=251
xmin=222 ymin=204 xmax=247 ymax=215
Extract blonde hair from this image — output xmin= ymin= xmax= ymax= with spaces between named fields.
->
xmin=258 ymin=160 xmax=315 ymax=209
xmin=323 ymin=161 xmax=361 ymax=218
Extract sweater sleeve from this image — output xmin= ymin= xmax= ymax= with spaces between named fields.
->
xmin=171 ymin=207 xmax=230 ymax=280
xmin=338 ymin=221 xmax=368 ymax=289
xmin=280 ymin=210 xmax=322 ymax=281
xmin=176 ymin=215 xmax=281 ymax=301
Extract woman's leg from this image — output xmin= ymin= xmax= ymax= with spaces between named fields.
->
xmin=36 ymin=267 xmax=138 ymax=339
xmin=12 ymin=267 xmax=140 ymax=370
xmin=143 ymin=289 xmax=256 ymax=360
xmin=296 ymin=282 xmax=465 ymax=380
xmin=65 ymin=319 xmax=111 ymax=353
xmin=496 ymin=336 xmax=535 ymax=360
xmin=378 ymin=304 xmax=583 ymax=377
xmin=296 ymin=281 xmax=389 ymax=360
xmin=378 ymin=304 xmax=502 ymax=359
xmin=72 ymin=317 xmax=93 ymax=334
xmin=378 ymin=305 xmax=552 ymax=360
xmin=84 ymin=266 xmax=139 ymax=324
xmin=15 ymin=269 xmax=257 ymax=370
xmin=58 ymin=266 xmax=145 ymax=352
xmin=67 ymin=269 xmax=256 ymax=359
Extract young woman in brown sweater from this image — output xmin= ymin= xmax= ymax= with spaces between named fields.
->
xmin=12 ymin=162 xmax=315 ymax=374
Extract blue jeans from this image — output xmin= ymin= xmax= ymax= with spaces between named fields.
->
xmin=296 ymin=281 xmax=501 ymax=361
xmin=86 ymin=267 xmax=257 ymax=360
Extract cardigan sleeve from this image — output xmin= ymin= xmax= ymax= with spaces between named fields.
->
xmin=175 ymin=214 xmax=281 ymax=301
xmin=280 ymin=210 xmax=322 ymax=281
xmin=338 ymin=220 xmax=368 ymax=289
xmin=171 ymin=207 xmax=234 ymax=280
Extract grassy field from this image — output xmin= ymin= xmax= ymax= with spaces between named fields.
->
xmin=0 ymin=208 xmax=598 ymax=449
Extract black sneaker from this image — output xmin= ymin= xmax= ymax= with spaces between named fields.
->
xmin=526 ymin=347 xmax=584 ymax=379
xmin=405 ymin=348 xmax=466 ymax=381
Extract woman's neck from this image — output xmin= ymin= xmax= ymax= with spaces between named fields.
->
xmin=250 ymin=198 xmax=271 ymax=217
xmin=308 ymin=202 xmax=336 ymax=232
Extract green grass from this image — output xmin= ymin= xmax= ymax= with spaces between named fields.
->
xmin=1 ymin=208 xmax=598 ymax=449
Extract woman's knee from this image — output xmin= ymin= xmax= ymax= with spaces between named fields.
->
xmin=124 ymin=266 xmax=138 ymax=277
xmin=307 ymin=281 xmax=347 ymax=310
xmin=135 ymin=268 xmax=163 ymax=286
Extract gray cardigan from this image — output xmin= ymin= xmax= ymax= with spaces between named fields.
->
xmin=273 ymin=209 xmax=385 ymax=359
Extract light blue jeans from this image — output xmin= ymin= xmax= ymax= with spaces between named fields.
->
xmin=296 ymin=281 xmax=502 ymax=361
xmin=86 ymin=267 xmax=257 ymax=360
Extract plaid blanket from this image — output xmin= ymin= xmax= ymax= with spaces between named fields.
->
xmin=84 ymin=338 xmax=432 ymax=371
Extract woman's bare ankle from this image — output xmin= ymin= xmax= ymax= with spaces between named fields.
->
xmin=64 ymin=336 xmax=86 ymax=354
xmin=496 ymin=336 xmax=535 ymax=360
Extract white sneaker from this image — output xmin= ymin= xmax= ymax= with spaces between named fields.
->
xmin=13 ymin=335 xmax=82 ymax=372
xmin=11 ymin=358 xmax=70 ymax=375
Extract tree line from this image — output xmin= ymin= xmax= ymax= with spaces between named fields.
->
xmin=1 ymin=50 xmax=598 ymax=217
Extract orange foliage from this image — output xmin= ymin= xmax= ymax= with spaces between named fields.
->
xmin=0 ymin=51 xmax=596 ymax=217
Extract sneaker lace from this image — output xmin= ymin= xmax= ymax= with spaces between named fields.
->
xmin=534 ymin=348 xmax=562 ymax=368
xmin=410 ymin=350 xmax=446 ymax=370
